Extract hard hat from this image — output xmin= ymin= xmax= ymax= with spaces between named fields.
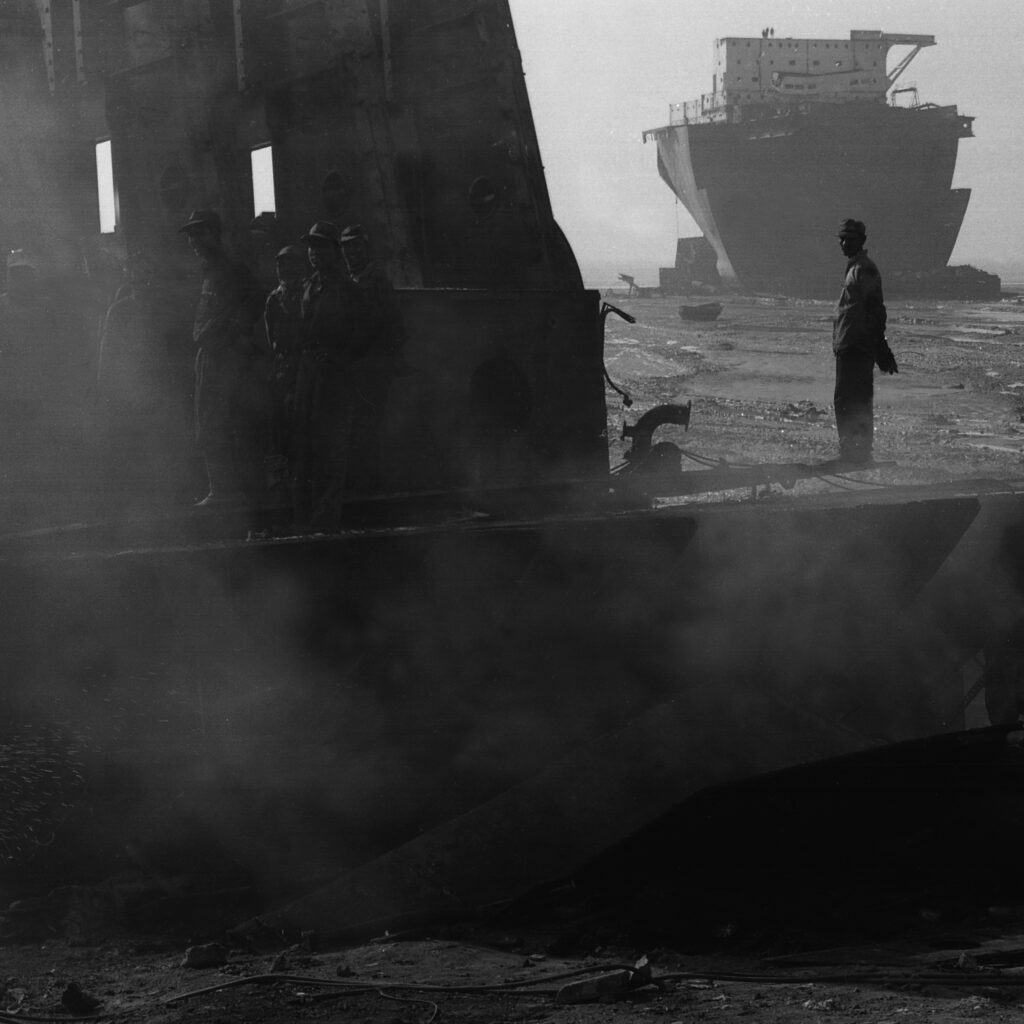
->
xmin=275 ymin=244 xmax=307 ymax=261
xmin=300 ymin=221 xmax=342 ymax=246
xmin=339 ymin=224 xmax=369 ymax=245
xmin=179 ymin=208 xmax=223 ymax=234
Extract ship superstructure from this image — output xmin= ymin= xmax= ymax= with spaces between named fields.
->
xmin=644 ymin=31 xmax=975 ymax=296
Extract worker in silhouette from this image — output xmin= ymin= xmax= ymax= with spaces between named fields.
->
xmin=292 ymin=220 xmax=373 ymax=528
xmin=339 ymin=224 xmax=402 ymax=495
xmin=96 ymin=255 xmax=196 ymax=504
xmin=180 ymin=208 xmax=264 ymax=507
xmin=832 ymin=218 xmax=897 ymax=465
xmin=264 ymin=243 xmax=308 ymax=499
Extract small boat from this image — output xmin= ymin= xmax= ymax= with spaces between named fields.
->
xmin=679 ymin=301 xmax=723 ymax=321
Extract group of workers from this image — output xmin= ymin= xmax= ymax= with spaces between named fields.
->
xmin=0 ymin=206 xmax=893 ymax=522
xmin=179 ymin=208 xmax=400 ymax=527
xmin=181 ymin=211 xmax=896 ymax=504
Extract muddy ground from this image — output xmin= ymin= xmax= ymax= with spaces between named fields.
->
xmin=5 ymin=291 xmax=1024 ymax=1023
xmin=604 ymin=292 xmax=1024 ymax=485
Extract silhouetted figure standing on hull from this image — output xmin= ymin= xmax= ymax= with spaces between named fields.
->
xmin=96 ymin=258 xmax=196 ymax=506
xmin=180 ymin=208 xmax=264 ymax=507
xmin=339 ymin=224 xmax=402 ymax=497
xmin=264 ymin=244 xmax=308 ymax=500
xmin=293 ymin=221 xmax=372 ymax=529
xmin=832 ymin=218 xmax=897 ymax=464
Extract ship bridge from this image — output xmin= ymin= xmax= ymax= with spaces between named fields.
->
xmin=669 ymin=30 xmax=938 ymax=125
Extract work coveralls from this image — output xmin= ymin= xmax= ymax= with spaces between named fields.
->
xmin=344 ymin=260 xmax=402 ymax=495
xmin=264 ymin=280 xmax=305 ymax=472
xmin=832 ymin=249 xmax=887 ymax=462
xmin=192 ymin=252 xmax=264 ymax=499
xmin=291 ymin=270 xmax=370 ymax=527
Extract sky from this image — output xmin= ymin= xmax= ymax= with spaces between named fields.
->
xmin=508 ymin=0 xmax=1024 ymax=289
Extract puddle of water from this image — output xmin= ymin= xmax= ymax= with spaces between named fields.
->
xmin=963 ymin=442 xmax=1024 ymax=455
xmin=953 ymin=325 xmax=1012 ymax=337
xmin=964 ymin=307 xmax=1024 ymax=326
xmin=947 ymin=334 xmax=1017 ymax=345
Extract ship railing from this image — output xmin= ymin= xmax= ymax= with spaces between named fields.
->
xmin=670 ymin=92 xmax=723 ymax=124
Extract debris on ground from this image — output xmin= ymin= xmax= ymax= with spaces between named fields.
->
xmin=180 ymin=942 xmax=229 ymax=969
xmin=60 ymin=980 xmax=102 ymax=1014
xmin=555 ymin=968 xmax=633 ymax=1004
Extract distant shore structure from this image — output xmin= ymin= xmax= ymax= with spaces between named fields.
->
xmin=643 ymin=31 xmax=975 ymax=297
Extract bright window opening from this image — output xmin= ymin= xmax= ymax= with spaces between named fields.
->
xmin=96 ymin=140 xmax=117 ymax=234
xmin=251 ymin=145 xmax=276 ymax=216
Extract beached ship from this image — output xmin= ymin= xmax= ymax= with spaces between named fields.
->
xmin=644 ymin=31 xmax=974 ymax=296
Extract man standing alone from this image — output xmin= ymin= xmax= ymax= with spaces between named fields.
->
xmin=832 ymin=218 xmax=897 ymax=465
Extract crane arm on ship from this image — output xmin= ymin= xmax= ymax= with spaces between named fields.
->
xmin=882 ymin=33 xmax=936 ymax=91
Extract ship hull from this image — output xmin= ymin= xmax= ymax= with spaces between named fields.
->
xmin=3 ymin=482 xmax=1019 ymax=897
xmin=652 ymin=103 xmax=972 ymax=296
